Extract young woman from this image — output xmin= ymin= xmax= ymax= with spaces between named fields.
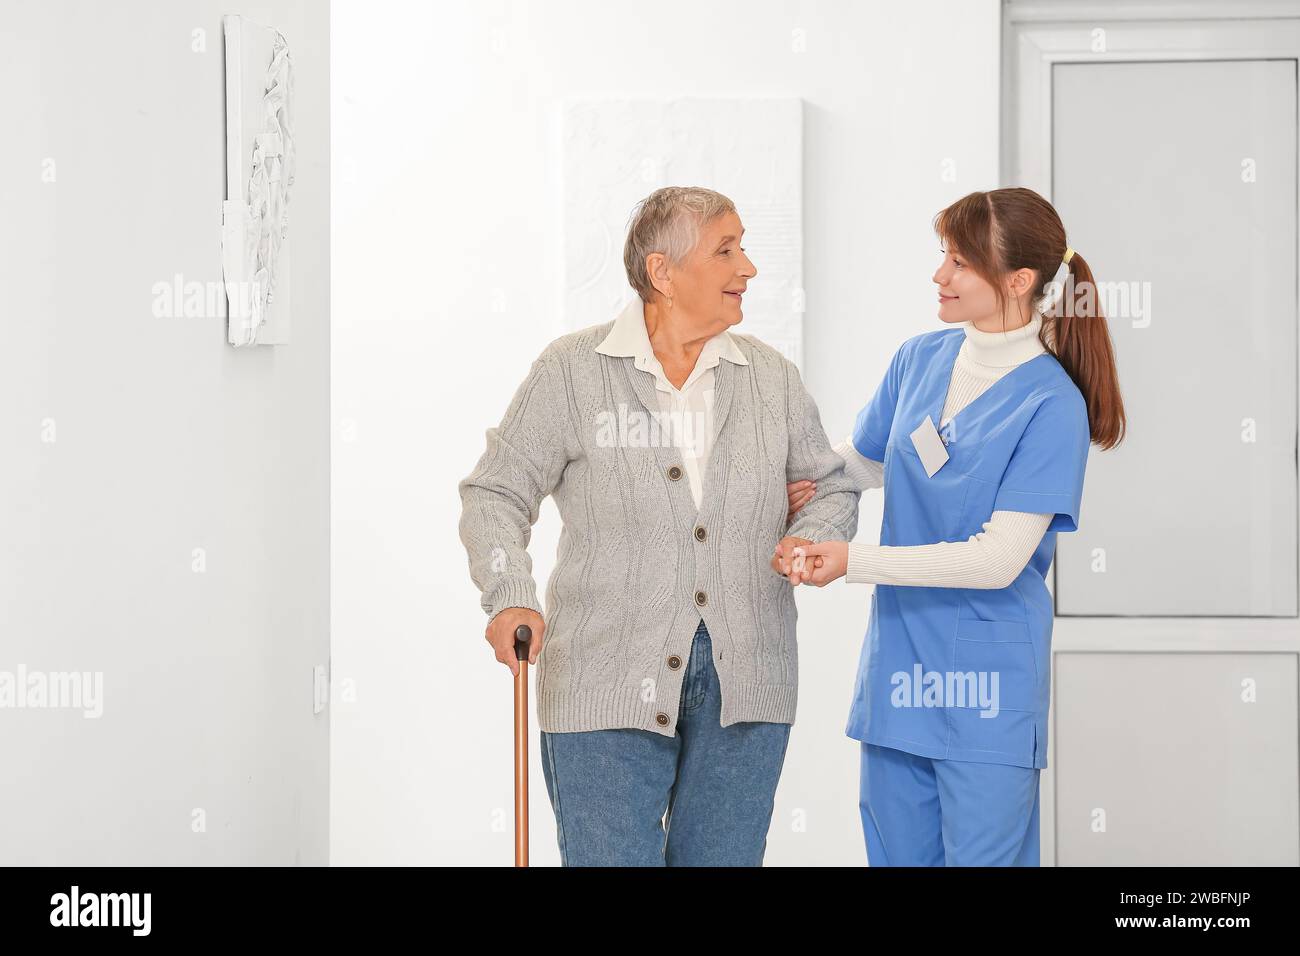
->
xmin=782 ymin=187 xmax=1125 ymax=866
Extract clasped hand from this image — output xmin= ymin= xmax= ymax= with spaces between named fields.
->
xmin=779 ymin=478 xmax=849 ymax=586
xmin=770 ymin=537 xmax=849 ymax=587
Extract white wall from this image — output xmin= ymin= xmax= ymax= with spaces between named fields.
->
xmin=0 ymin=0 xmax=330 ymax=864
xmin=332 ymin=0 xmax=1000 ymax=865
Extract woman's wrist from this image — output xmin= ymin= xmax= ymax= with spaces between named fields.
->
xmin=845 ymin=542 xmax=878 ymax=584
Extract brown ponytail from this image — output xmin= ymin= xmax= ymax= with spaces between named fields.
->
xmin=934 ymin=188 xmax=1126 ymax=449
xmin=1050 ymin=250 xmax=1125 ymax=448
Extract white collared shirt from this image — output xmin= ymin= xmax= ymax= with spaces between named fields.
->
xmin=595 ymin=298 xmax=749 ymax=510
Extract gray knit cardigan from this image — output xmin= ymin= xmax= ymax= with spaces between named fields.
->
xmin=458 ymin=320 xmax=860 ymax=736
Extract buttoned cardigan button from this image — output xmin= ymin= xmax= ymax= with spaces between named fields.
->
xmin=667 ymin=465 xmax=683 ymax=481
xmin=695 ymin=590 xmax=707 ymax=607
xmin=694 ymin=526 xmax=706 ymax=542
xmin=667 ymin=655 xmax=682 ymax=669
xmin=655 ymin=712 xmax=670 ymax=726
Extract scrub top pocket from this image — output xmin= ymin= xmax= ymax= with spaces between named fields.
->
xmin=952 ymin=618 xmax=1037 ymax=713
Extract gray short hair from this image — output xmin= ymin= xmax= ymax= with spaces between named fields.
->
xmin=623 ymin=186 xmax=737 ymax=302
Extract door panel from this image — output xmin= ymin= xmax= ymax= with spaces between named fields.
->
xmin=1052 ymin=59 xmax=1297 ymax=617
xmin=1054 ymin=651 xmax=1299 ymax=865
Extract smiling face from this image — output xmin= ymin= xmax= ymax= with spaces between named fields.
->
xmin=933 ymin=243 xmax=1038 ymax=329
xmin=933 ymin=244 xmax=1000 ymax=325
xmin=659 ymin=212 xmax=757 ymax=335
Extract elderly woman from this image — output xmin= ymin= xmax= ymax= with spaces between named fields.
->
xmin=458 ymin=186 xmax=859 ymax=866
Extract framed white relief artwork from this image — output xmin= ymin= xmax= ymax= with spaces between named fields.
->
xmin=222 ymin=14 xmax=295 ymax=347
xmin=561 ymin=97 xmax=804 ymax=370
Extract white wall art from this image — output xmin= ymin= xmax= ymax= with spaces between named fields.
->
xmin=561 ymin=97 xmax=804 ymax=369
xmin=222 ymin=14 xmax=296 ymax=346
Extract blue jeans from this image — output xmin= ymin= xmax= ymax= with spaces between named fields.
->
xmin=539 ymin=618 xmax=792 ymax=866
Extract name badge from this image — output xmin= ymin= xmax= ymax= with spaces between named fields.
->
xmin=910 ymin=415 xmax=950 ymax=477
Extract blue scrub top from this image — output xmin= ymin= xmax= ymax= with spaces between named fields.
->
xmin=844 ymin=327 xmax=1091 ymax=769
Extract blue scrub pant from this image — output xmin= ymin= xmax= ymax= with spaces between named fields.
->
xmin=859 ymin=742 xmax=1041 ymax=866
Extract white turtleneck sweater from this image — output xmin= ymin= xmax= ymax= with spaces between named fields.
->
xmin=830 ymin=313 xmax=1055 ymax=588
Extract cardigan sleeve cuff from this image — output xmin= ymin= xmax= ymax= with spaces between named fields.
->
xmin=785 ymin=515 xmax=840 ymax=544
xmin=484 ymin=577 xmax=543 ymax=622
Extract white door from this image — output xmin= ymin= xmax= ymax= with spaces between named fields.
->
xmin=1006 ymin=4 xmax=1300 ymax=866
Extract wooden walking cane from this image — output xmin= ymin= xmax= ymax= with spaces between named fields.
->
xmin=513 ymin=624 xmax=532 ymax=867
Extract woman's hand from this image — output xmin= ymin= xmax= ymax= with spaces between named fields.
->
xmin=772 ymin=536 xmax=824 ymax=584
xmin=791 ymin=541 xmax=849 ymax=587
xmin=786 ymin=479 xmax=816 ymax=523
xmin=486 ymin=607 xmax=545 ymax=676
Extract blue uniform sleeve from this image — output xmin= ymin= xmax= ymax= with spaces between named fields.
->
xmin=851 ymin=341 xmax=909 ymax=461
xmin=993 ymin=387 xmax=1091 ymax=533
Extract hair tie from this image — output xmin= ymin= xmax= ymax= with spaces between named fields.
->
xmin=1039 ymin=248 xmax=1075 ymax=313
